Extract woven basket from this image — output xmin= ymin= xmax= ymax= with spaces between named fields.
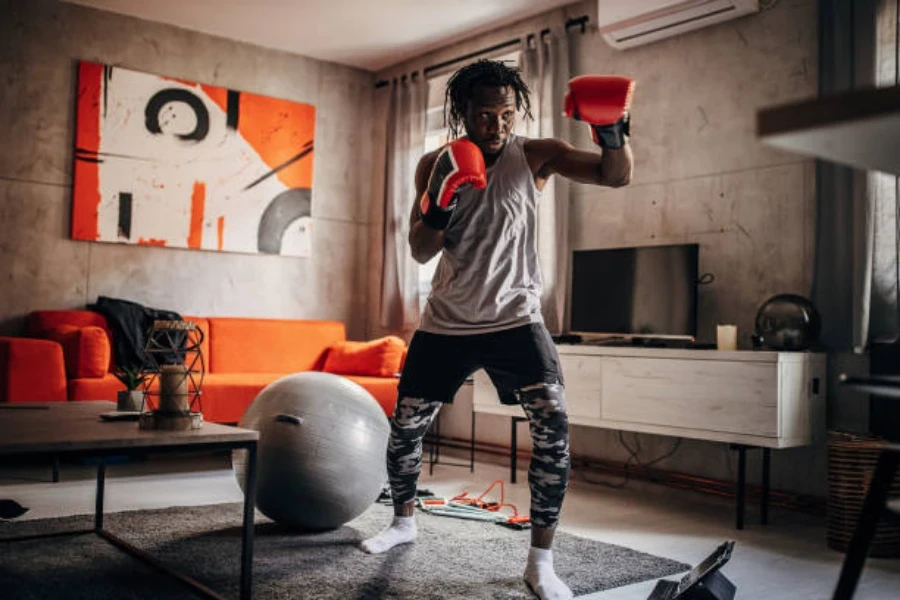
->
xmin=827 ymin=430 xmax=900 ymax=557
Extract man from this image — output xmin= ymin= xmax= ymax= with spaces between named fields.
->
xmin=360 ymin=59 xmax=633 ymax=600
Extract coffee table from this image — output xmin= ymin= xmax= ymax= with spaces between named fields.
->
xmin=0 ymin=401 xmax=259 ymax=600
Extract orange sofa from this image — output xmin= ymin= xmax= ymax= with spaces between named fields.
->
xmin=0 ymin=310 xmax=405 ymax=422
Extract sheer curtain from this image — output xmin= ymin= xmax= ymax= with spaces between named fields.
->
xmin=379 ymin=74 xmax=427 ymax=331
xmin=870 ymin=0 xmax=900 ymax=342
xmin=520 ymin=29 xmax=572 ymax=335
xmin=813 ymin=0 xmax=878 ymax=352
xmin=814 ymin=0 xmax=899 ymax=350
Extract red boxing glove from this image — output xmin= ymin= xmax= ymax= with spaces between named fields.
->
xmin=564 ymin=75 xmax=635 ymax=149
xmin=419 ymin=139 xmax=487 ymax=230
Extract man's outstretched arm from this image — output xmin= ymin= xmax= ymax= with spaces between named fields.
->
xmin=528 ymin=74 xmax=634 ymax=189
xmin=529 ymin=138 xmax=632 ymax=188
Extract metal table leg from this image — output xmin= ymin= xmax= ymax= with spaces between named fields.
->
xmin=511 ymin=417 xmax=517 ymax=483
xmin=731 ymin=444 xmax=747 ymax=530
xmin=761 ymin=448 xmax=771 ymax=525
xmin=469 ymin=410 xmax=476 ymax=473
xmin=95 ymin=457 xmax=105 ymax=531
xmin=510 ymin=417 xmax=526 ymax=484
xmin=240 ymin=442 xmax=257 ymax=600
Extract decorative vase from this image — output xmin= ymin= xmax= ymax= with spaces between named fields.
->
xmin=117 ymin=389 xmax=145 ymax=412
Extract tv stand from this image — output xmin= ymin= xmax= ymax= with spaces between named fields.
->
xmin=581 ymin=337 xmax=714 ymax=350
xmin=473 ymin=345 xmax=827 ymax=529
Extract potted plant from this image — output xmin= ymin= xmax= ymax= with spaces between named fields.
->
xmin=115 ymin=366 xmax=147 ymax=412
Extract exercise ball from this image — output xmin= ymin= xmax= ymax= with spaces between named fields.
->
xmin=753 ymin=294 xmax=821 ymax=351
xmin=232 ymin=372 xmax=390 ymax=531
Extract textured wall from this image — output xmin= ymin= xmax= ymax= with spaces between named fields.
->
xmin=570 ymin=0 xmax=817 ymax=349
xmin=570 ymin=0 xmax=821 ymax=497
xmin=0 ymin=0 xmax=375 ymax=339
xmin=379 ymin=0 xmax=826 ymax=497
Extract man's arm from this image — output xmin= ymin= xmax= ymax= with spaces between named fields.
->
xmin=408 ymin=151 xmax=444 ymax=264
xmin=529 ymin=74 xmax=634 ymax=189
xmin=527 ymin=138 xmax=632 ymax=188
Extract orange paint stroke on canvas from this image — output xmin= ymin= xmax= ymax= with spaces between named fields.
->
xmin=200 ymin=84 xmax=315 ymax=189
xmin=137 ymin=238 xmax=167 ymax=247
xmin=188 ymin=181 xmax=206 ymax=249
xmin=160 ymin=75 xmax=199 ymax=88
xmin=72 ymin=61 xmax=103 ymax=241
xmin=217 ymin=216 xmax=225 ymax=251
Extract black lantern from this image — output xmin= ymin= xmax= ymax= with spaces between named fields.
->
xmin=139 ymin=320 xmax=205 ymax=430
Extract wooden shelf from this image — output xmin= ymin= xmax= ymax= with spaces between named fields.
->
xmin=757 ymin=85 xmax=900 ymax=176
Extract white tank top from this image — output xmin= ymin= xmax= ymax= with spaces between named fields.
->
xmin=419 ymin=134 xmax=544 ymax=334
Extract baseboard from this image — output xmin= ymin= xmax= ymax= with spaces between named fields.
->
xmin=424 ymin=434 xmax=826 ymax=516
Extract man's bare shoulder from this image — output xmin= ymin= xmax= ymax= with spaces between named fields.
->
xmin=419 ymin=148 xmax=442 ymax=168
xmin=415 ymin=149 xmax=442 ymax=189
xmin=523 ymin=137 xmax=570 ymax=156
xmin=523 ymin=137 xmax=571 ymax=177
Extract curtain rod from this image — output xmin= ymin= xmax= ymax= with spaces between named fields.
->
xmin=374 ymin=15 xmax=589 ymax=89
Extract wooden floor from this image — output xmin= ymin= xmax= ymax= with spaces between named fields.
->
xmin=1 ymin=452 xmax=898 ymax=599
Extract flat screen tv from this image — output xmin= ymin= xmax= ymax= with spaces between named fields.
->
xmin=567 ymin=243 xmax=699 ymax=340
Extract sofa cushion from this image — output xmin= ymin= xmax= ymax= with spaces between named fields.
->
xmin=28 ymin=309 xmax=109 ymax=333
xmin=28 ymin=310 xmax=116 ymax=371
xmin=199 ymin=372 xmax=285 ymax=423
xmin=199 ymin=372 xmax=399 ymax=424
xmin=68 ymin=372 xmax=123 ymax=402
xmin=322 ymin=336 xmax=406 ymax=378
xmin=342 ymin=375 xmax=399 ymax=417
xmin=207 ymin=318 xmax=345 ymax=374
xmin=0 ymin=337 xmax=68 ymax=403
xmin=43 ymin=325 xmax=110 ymax=379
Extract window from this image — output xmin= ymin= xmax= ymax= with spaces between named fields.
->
xmin=418 ymin=51 xmax=522 ymax=305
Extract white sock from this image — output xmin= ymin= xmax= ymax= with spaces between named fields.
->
xmin=524 ymin=547 xmax=573 ymax=600
xmin=359 ymin=515 xmax=417 ymax=554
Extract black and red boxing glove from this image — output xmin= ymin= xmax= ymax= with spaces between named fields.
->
xmin=419 ymin=139 xmax=487 ymax=230
xmin=564 ymin=75 xmax=635 ymax=149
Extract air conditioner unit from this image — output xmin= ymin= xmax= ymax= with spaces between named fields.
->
xmin=597 ymin=0 xmax=760 ymax=49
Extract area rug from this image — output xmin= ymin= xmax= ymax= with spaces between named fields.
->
xmin=0 ymin=502 xmax=689 ymax=599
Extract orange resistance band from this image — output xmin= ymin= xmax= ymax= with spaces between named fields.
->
xmin=450 ymin=479 xmax=529 ymax=523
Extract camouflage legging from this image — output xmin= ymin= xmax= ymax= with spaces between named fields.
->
xmin=387 ymin=383 xmax=570 ymax=529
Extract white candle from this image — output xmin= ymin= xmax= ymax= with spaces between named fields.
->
xmin=159 ymin=364 xmax=190 ymax=414
xmin=717 ymin=325 xmax=738 ymax=351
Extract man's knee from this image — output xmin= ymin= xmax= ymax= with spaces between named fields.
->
xmin=519 ymin=383 xmax=569 ymax=430
xmin=390 ymin=396 xmax=440 ymax=440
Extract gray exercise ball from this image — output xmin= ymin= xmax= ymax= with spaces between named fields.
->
xmin=232 ymin=372 xmax=390 ymax=531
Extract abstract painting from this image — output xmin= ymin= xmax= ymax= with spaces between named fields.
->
xmin=72 ymin=61 xmax=315 ymax=257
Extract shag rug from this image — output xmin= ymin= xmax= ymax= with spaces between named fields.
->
xmin=0 ymin=502 xmax=689 ymax=599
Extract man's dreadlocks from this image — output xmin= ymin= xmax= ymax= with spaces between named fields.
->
xmin=444 ymin=59 xmax=532 ymax=140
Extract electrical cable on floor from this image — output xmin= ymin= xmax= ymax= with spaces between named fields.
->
xmin=572 ymin=431 xmax=681 ymax=489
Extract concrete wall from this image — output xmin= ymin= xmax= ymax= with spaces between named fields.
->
xmin=568 ymin=1 xmax=821 ymax=497
xmin=0 ymin=0 xmax=375 ymax=340
xmin=380 ymin=0 xmax=827 ymax=497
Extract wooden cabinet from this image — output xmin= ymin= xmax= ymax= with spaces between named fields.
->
xmin=473 ymin=346 xmax=827 ymax=449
